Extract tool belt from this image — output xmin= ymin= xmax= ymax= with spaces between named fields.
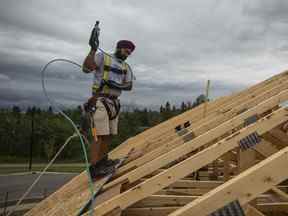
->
xmin=84 ymin=94 xmax=120 ymax=120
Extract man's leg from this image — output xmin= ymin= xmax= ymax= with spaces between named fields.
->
xmin=90 ymin=135 xmax=112 ymax=165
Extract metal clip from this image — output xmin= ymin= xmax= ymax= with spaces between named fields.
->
xmin=210 ymin=200 xmax=245 ymax=216
xmin=239 ymin=132 xmax=261 ymax=151
xmin=184 ymin=121 xmax=191 ymax=128
xmin=175 ymin=125 xmax=182 ymax=132
xmin=244 ymin=115 xmax=258 ymax=126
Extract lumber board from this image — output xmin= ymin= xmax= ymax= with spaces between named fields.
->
xmin=257 ymin=202 xmax=288 ymax=213
xmin=167 ymin=145 xmax=288 ymax=216
xmin=245 ymin=205 xmax=266 ymax=216
xmin=104 ymin=90 xmax=288 ymax=190
xmin=124 ymin=204 xmax=288 ymax=216
xmin=25 ymin=94 xmax=227 ymax=216
xmin=168 ymin=180 xmax=223 ymax=189
xmin=116 ymin=83 xmax=288 ymax=177
xmin=120 ymin=74 xmax=288 ymax=159
xmin=85 ymin=108 xmax=288 ymax=216
xmin=110 ymin=70 xmax=288 ymax=159
xmin=253 ymin=140 xmax=279 ymax=157
xmin=158 ymin=188 xmax=212 ymax=196
xmin=123 ymin=207 xmax=178 ymax=216
xmin=132 ymin=195 xmax=197 ymax=208
xmin=238 ymin=148 xmax=257 ymax=172
xmin=26 ymin=70 xmax=288 ymax=216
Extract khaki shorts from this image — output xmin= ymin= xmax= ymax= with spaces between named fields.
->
xmin=93 ymin=100 xmax=119 ymax=135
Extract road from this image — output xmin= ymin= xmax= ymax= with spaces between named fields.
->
xmin=0 ymin=172 xmax=77 ymax=202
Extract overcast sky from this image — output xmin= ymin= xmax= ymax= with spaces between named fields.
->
xmin=1 ymin=0 xmax=288 ymax=109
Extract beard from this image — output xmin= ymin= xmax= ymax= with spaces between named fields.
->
xmin=115 ymin=50 xmax=127 ymax=61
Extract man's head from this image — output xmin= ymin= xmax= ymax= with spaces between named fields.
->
xmin=115 ymin=40 xmax=135 ymax=61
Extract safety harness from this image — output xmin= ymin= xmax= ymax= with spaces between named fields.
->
xmin=85 ymin=54 xmax=128 ymax=120
xmin=92 ymin=54 xmax=128 ymax=95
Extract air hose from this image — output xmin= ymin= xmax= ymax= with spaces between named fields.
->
xmin=41 ymin=58 xmax=98 ymax=216
xmin=8 ymin=46 xmax=136 ymax=215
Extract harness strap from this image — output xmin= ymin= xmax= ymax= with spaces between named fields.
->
xmin=92 ymin=54 xmax=129 ymax=94
xmin=103 ymin=65 xmax=127 ymax=74
xmin=102 ymin=55 xmax=111 ymax=94
xmin=100 ymin=97 xmax=121 ymax=120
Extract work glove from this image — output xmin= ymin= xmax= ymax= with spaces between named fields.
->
xmin=89 ymin=21 xmax=100 ymax=51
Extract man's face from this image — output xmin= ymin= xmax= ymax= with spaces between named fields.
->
xmin=120 ymin=48 xmax=132 ymax=58
xmin=115 ymin=48 xmax=132 ymax=61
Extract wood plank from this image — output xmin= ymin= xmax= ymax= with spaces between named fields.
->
xmin=110 ymin=71 xmax=288 ymax=160
xmin=168 ymin=180 xmax=223 ymax=189
xmin=120 ymin=76 xmax=288 ymax=164
xmin=123 ymin=82 xmax=288 ymax=176
xmin=238 ymin=148 xmax=256 ymax=173
xmin=158 ymin=188 xmax=212 ymax=196
xmin=123 ymin=207 xmax=178 ymax=216
xmin=245 ymin=205 xmax=266 ymax=216
xmin=253 ymin=140 xmax=279 ymax=157
xmin=85 ymin=108 xmax=288 ymax=216
xmin=26 ymin=70 xmax=288 ymax=215
xmin=133 ymin=195 xmax=197 ymax=208
xmin=250 ymin=139 xmax=288 ymax=202
xmin=167 ymin=145 xmax=288 ymax=216
xmin=104 ymin=90 xmax=288 ymax=190
xmin=257 ymin=202 xmax=288 ymax=213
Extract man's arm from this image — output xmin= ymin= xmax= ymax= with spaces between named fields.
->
xmin=121 ymin=81 xmax=133 ymax=91
xmin=120 ymin=64 xmax=133 ymax=91
xmin=82 ymin=49 xmax=98 ymax=73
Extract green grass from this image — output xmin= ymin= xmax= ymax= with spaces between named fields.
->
xmin=0 ymin=163 xmax=86 ymax=174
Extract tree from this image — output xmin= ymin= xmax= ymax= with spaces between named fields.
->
xmin=181 ymin=102 xmax=187 ymax=112
xmin=193 ymin=94 xmax=208 ymax=107
xmin=165 ymin=102 xmax=171 ymax=112
xmin=160 ymin=105 xmax=164 ymax=113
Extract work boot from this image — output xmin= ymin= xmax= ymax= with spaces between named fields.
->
xmin=103 ymin=158 xmax=120 ymax=167
xmin=88 ymin=157 xmax=120 ymax=181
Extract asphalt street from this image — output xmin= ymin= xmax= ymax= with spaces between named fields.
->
xmin=0 ymin=172 xmax=77 ymax=202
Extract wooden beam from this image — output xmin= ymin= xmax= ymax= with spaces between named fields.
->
xmin=104 ymin=90 xmax=288 ymax=190
xmin=168 ymin=180 xmax=223 ymax=189
xmin=117 ymin=80 xmax=288 ymax=176
xmin=85 ymin=108 xmax=288 ymax=216
xmin=257 ymin=202 xmax=288 ymax=213
xmin=158 ymin=188 xmax=212 ymax=196
xmin=167 ymin=145 xmax=288 ymax=216
xmin=253 ymin=140 xmax=279 ymax=157
xmin=111 ymin=71 xmax=288 ymax=161
xmin=271 ymin=187 xmax=288 ymax=201
xmin=238 ymin=148 xmax=257 ymax=173
xmin=150 ymin=77 xmax=288 ymax=156
xmin=25 ymin=71 xmax=288 ymax=216
xmin=245 ymin=205 xmax=266 ymax=216
xmin=270 ymin=128 xmax=288 ymax=145
xmin=133 ymin=195 xmax=197 ymax=208
xmin=251 ymin=139 xmax=288 ymax=202
xmin=123 ymin=207 xmax=178 ymax=216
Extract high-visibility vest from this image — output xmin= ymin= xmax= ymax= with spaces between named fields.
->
xmin=92 ymin=54 xmax=128 ymax=94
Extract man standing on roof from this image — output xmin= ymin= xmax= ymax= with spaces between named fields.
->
xmin=82 ymin=24 xmax=135 ymax=179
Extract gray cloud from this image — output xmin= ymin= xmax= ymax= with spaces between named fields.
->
xmin=1 ymin=0 xmax=288 ymax=109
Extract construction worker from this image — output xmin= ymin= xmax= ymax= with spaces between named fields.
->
xmin=82 ymin=39 xmax=135 ymax=179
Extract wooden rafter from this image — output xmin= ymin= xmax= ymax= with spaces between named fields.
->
xmin=25 ymin=70 xmax=288 ymax=216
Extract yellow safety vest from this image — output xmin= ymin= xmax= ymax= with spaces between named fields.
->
xmin=92 ymin=54 xmax=128 ymax=94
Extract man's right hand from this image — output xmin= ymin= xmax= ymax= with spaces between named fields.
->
xmin=89 ymin=21 xmax=100 ymax=51
xmin=82 ymin=50 xmax=97 ymax=73
xmin=83 ymin=21 xmax=100 ymax=72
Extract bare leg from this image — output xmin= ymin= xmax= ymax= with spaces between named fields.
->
xmin=90 ymin=135 xmax=112 ymax=165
